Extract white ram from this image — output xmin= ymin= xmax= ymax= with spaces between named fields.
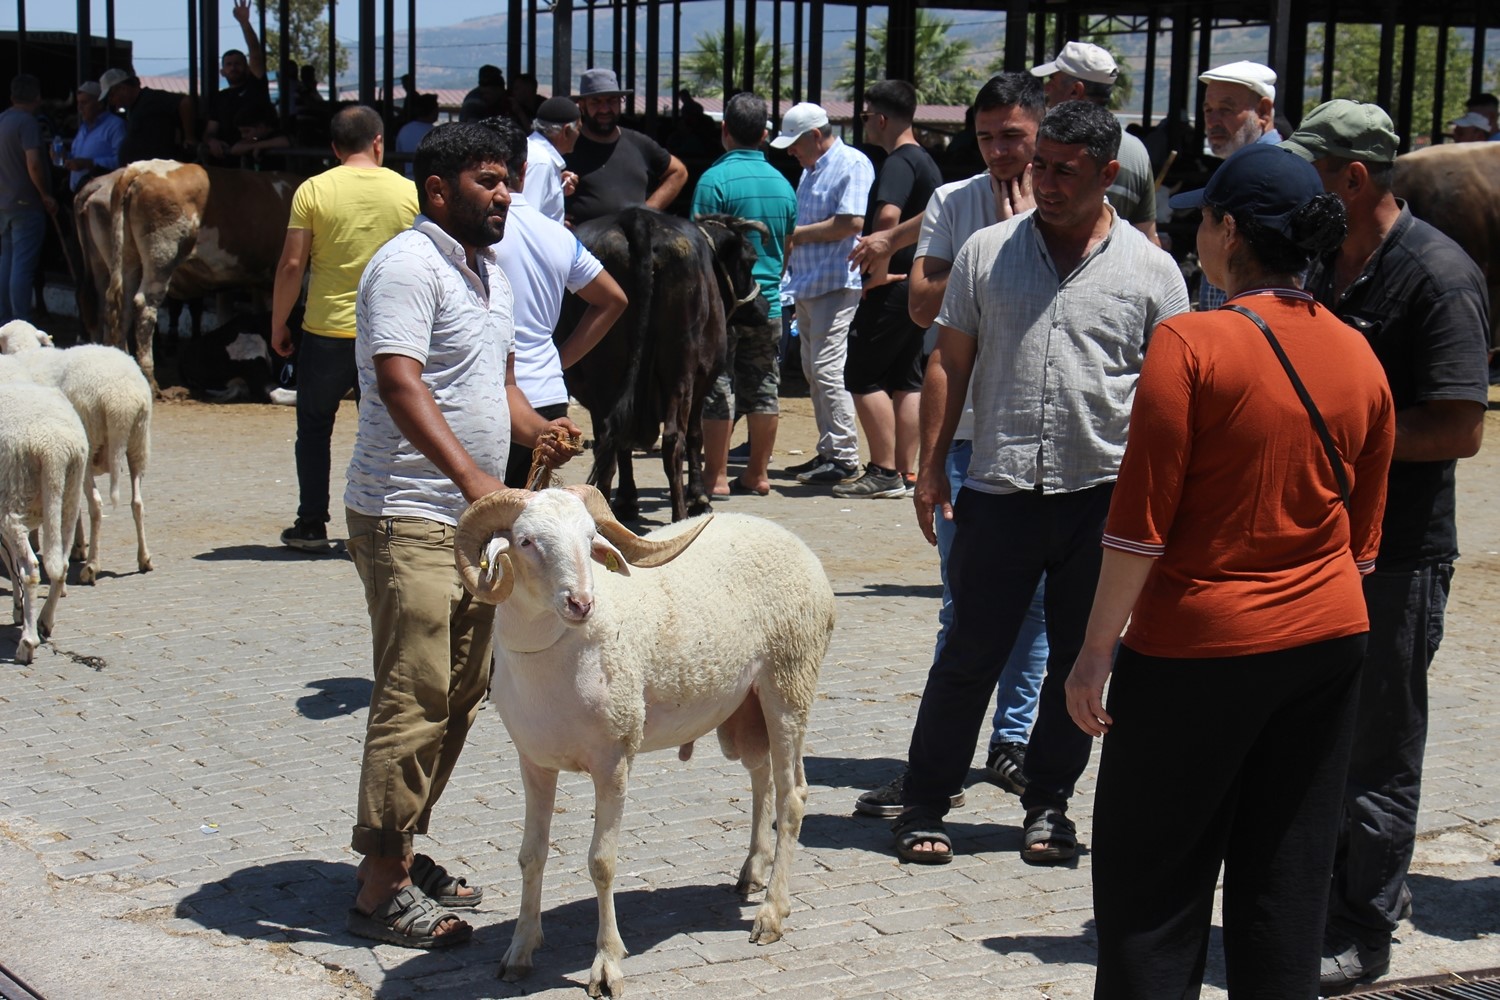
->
xmin=454 ymin=484 xmax=833 ymax=998
xmin=0 ymin=383 xmax=87 ymax=662
xmin=0 ymin=322 xmax=153 ymax=582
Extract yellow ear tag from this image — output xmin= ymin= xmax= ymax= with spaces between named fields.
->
xmin=604 ymin=552 xmax=620 ymax=573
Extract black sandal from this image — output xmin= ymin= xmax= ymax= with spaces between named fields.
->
xmin=410 ymin=853 xmax=484 ymax=908
xmin=347 ymin=885 xmax=473 ymax=949
xmin=1021 ymin=807 xmax=1077 ymax=864
xmin=891 ymin=809 xmax=954 ymax=865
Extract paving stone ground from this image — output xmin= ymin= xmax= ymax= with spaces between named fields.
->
xmin=1 ymin=390 xmax=1497 ymax=1000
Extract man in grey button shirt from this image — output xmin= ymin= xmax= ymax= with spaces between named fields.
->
xmin=893 ymin=101 xmax=1189 ymax=866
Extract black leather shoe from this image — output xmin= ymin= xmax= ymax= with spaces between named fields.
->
xmin=1319 ymin=933 xmax=1391 ymax=995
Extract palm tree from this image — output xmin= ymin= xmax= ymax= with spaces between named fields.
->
xmin=838 ymin=11 xmax=980 ymax=107
xmin=682 ymin=28 xmax=791 ymax=99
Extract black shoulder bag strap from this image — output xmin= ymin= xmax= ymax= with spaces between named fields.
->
xmin=1223 ymin=303 xmax=1351 ymax=506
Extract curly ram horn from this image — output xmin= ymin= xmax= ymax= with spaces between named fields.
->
xmin=454 ymin=488 xmax=536 ymax=604
xmin=561 ymin=484 xmax=712 ymax=567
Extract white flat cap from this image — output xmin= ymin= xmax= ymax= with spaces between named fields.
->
xmin=1451 ymin=111 xmax=1492 ymax=130
xmin=1030 ymin=41 xmax=1118 ymax=85
xmin=1199 ymin=61 xmax=1277 ymax=103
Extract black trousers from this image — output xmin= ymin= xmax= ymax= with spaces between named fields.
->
xmin=1092 ymin=635 xmax=1366 ymax=1000
xmin=904 ymin=484 xmax=1111 ymax=815
xmin=295 ymin=332 xmax=358 ymax=524
xmin=504 ymin=402 xmax=571 ymax=489
xmin=1328 ymin=562 xmax=1453 ymax=944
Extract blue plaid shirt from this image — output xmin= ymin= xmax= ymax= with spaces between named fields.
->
xmin=784 ymin=137 xmax=874 ymax=300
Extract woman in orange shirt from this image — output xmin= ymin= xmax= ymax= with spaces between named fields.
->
xmin=1066 ymin=143 xmax=1395 ymax=999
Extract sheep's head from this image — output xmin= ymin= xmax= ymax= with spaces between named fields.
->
xmin=0 ymin=320 xmax=52 ymax=354
xmin=455 ymin=485 xmax=712 ymax=621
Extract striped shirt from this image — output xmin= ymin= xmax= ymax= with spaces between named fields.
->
xmin=692 ymin=148 xmax=798 ymax=320
xmin=936 ymin=205 xmax=1189 ymax=493
xmin=784 ymin=137 xmax=874 ymax=300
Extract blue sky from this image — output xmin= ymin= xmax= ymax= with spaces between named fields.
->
xmin=0 ymin=0 xmax=498 ymax=76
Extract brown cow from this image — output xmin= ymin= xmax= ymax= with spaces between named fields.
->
xmin=102 ymin=160 xmax=298 ymax=392
xmin=1393 ymin=142 xmax=1500 ymax=349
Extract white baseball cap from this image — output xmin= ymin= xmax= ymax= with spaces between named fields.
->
xmin=1451 ymin=111 xmax=1492 ymax=130
xmin=1030 ymin=41 xmax=1119 ymax=85
xmin=1199 ymin=61 xmax=1277 ymax=103
xmin=769 ymin=102 xmax=831 ymax=149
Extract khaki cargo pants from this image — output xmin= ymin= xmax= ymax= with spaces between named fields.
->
xmin=345 ymin=509 xmax=495 ymax=858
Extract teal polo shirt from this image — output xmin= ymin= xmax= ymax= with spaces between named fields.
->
xmin=691 ymin=147 xmax=797 ymax=319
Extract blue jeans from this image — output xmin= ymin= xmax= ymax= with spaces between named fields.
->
xmin=934 ymin=440 xmax=1048 ymax=747
xmin=1328 ymin=562 xmax=1454 ymax=944
xmin=0 ymin=208 xmax=46 ymax=323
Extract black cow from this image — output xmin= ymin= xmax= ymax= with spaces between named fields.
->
xmin=562 ymin=207 xmax=767 ymax=522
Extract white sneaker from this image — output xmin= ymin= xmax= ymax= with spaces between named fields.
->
xmin=268 ymin=387 xmax=297 ymax=406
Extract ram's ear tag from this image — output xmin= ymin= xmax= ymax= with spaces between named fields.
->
xmin=604 ymin=552 xmax=620 ymax=573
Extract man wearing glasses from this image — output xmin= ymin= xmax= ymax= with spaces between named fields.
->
xmin=564 ymin=68 xmax=688 ymax=227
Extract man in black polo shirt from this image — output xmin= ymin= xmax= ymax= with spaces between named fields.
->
xmin=564 ymin=68 xmax=688 ymax=226
xmin=100 ymin=68 xmax=196 ymax=165
xmin=834 ymin=79 xmax=942 ymax=499
xmin=1282 ymin=100 xmax=1490 ymax=995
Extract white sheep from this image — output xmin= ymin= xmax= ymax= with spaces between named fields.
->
xmin=455 ymin=484 xmax=833 ymax=998
xmin=0 ymin=321 xmax=153 ymax=582
xmin=0 ymin=383 xmax=87 ymax=663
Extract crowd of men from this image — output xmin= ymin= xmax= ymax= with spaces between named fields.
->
xmin=0 ymin=24 xmax=1491 ymax=995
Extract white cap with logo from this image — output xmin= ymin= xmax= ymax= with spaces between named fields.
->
xmin=1030 ymin=41 xmax=1119 ymax=85
xmin=770 ymin=102 xmax=831 ymax=149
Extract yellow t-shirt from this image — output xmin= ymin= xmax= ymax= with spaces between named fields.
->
xmin=289 ymin=165 xmax=420 ymax=338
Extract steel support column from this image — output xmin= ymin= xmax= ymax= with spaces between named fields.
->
xmin=358 ymin=0 xmax=376 ymax=103
xmin=382 ymin=0 xmax=395 ymax=120
xmin=885 ymin=0 xmax=915 ymax=85
xmin=188 ymin=0 xmax=199 ymax=104
xmin=327 ymin=0 xmax=336 ymax=99
xmin=106 ymin=0 xmax=115 ymax=64
xmin=1002 ymin=0 xmax=1028 ymax=72
xmin=280 ymin=0 xmax=292 ymax=122
xmin=722 ymin=0 xmax=734 ymax=101
xmin=1033 ymin=11 xmax=1046 ymax=66
xmin=1320 ymin=4 xmax=1337 ymax=104
xmin=1284 ymin=8 xmax=1307 ymax=127
xmin=645 ymin=0 xmax=658 ymax=126
xmin=671 ymin=0 xmax=680 ymax=114
xmin=1432 ymin=14 xmax=1450 ymax=146
xmin=772 ymin=0 xmax=781 ymax=119
xmin=741 ymin=0 xmax=756 ymax=93
xmin=553 ymin=0 xmax=573 ymax=100
xmin=611 ymin=0 xmax=621 ymax=79
xmin=1168 ymin=12 xmax=1192 ymax=134
xmin=1267 ymin=0 xmax=1292 ymax=107
xmin=527 ymin=0 xmax=537 ymax=79
xmin=792 ymin=0 xmax=802 ymax=102
xmin=807 ymin=0 xmax=822 ymax=102
xmin=1196 ymin=8 xmax=1213 ymax=141
xmin=625 ymin=0 xmax=635 ymax=113
xmin=1473 ymin=6 xmax=1488 ymax=96
xmin=1375 ymin=0 xmax=1395 ymax=113
xmin=508 ymin=0 xmax=522 ymax=85
xmin=408 ymin=0 xmax=417 ymax=88
xmin=852 ymin=2 xmax=866 ymax=146
xmin=1142 ymin=10 xmax=1158 ymax=128
xmin=587 ymin=1 xmax=595 ymax=66
xmin=1396 ymin=12 xmax=1417 ymax=153
xmin=201 ymin=0 xmax=220 ymax=106
xmin=76 ymin=0 xmax=90 ymax=91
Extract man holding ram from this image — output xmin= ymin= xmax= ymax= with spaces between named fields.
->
xmin=341 ymin=121 xmax=580 ymax=949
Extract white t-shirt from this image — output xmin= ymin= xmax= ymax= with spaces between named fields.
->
xmin=494 ymin=192 xmax=604 ymax=408
xmin=345 ymin=217 xmax=514 ymax=525
xmin=524 ymin=132 xmax=567 ymax=223
xmin=915 ymin=171 xmax=1007 ymax=444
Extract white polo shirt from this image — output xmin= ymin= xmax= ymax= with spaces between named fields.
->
xmin=345 ymin=216 xmax=514 ymax=525
xmin=524 ymin=132 xmax=568 ymax=223
xmin=493 ymin=192 xmax=604 ymax=409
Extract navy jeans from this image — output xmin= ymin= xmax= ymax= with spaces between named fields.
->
xmin=294 ymin=332 xmax=359 ymax=524
xmin=904 ymin=484 xmax=1111 ymax=816
xmin=1327 ymin=562 xmax=1454 ymax=945
xmin=0 ymin=208 xmax=46 ymax=323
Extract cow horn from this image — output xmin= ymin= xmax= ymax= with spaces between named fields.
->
xmin=454 ymin=488 xmax=535 ymax=603
xmin=563 ymin=484 xmax=711 ymax=567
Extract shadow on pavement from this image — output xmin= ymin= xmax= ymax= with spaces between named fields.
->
xmin=1406 ymin=871 xmax=1500 ymax=942
xmin=834 ymin=582 xmax=943 ymax=599
xmin=178 ymin=860 xmax=755 ymax=996
xmin=296 ymin=677 xmax=373 ymax=720
xmin=193 ymin=544 xmax=348 ymax=562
